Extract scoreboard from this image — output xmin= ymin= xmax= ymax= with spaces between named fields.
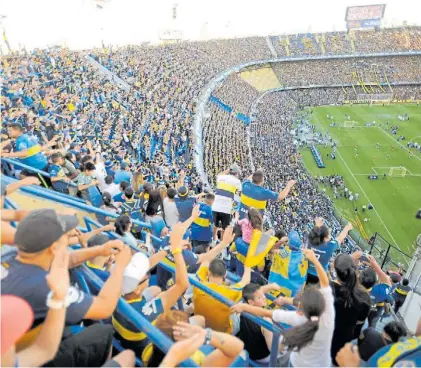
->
xmin=345 ymin=4 xmax=386 ymax=29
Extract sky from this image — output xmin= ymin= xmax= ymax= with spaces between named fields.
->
xmin=0 ymin=0 xmax=420 ymax=50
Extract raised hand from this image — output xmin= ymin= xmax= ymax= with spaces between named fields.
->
xmin=303 ymin=248 xmax=318 ymax=263
xmin=222 ymin=225 xmax=235 ymax=245
xmin=46 ymin=246 xmax=70 ymax=301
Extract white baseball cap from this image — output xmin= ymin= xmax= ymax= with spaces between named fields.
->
xmin=121 ymin=252 xmax=150 ymax=295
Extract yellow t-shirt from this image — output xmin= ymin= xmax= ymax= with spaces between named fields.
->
xmin=193 ymin=266 xmax=243 ymax=333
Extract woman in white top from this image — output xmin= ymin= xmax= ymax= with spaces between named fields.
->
xmin=231 ymin=248 xmax=335 ymax=367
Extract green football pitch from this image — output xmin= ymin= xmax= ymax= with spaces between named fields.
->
xmin=300 ymin=103 xmax=421 ymax=259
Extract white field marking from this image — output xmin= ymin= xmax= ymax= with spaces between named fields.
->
xmin=377 ymin=127 xmax=421 ymax=163
xmin=336 ymin=149 xmax=402 ymax=250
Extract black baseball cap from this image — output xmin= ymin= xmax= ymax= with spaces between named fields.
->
xmin=87 ymin=234 xmax=110 ymax=248
xmin=15 ymin=209 xmax=79 ymax=253
xmin=178 ymin=186 xmax=188 ymax=197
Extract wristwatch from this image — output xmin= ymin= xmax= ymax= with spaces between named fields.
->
xmin=204 ymin=328 xmax=212 ymax=345
xmin=46 ymin=291 xmax=71 ymax=309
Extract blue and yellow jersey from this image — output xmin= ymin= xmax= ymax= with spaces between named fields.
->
xmin=191 ymin=203 xmax=213 ymax=242
xmin=112 ymin=297 xmax=163 ymax=349
xmin=393 ymin=284 xmax=411 ymax=298
xmin=367 ymin=336 xmax=421 ymax=367
xmin=48 ymin=164 xmax=67 ymax=191
xmin=370 ymin=283 xmax=391 ymax=307
xmin=239 ymin=180 xmax=278 ymax=219
xmin=269 ymin=247 xmax=308 ymax=297
xmin=193 ymin=266 xmax=243 ymax=333
xmin=15 ymin=134 xmax=48 ymax=170
xmin=85 ymin=261 xmax=110 ymax=282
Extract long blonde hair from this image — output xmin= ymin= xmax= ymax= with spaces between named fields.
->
xmin=132 ymin=172 xmax=144 ymax=193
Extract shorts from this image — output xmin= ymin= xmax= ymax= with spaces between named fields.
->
xmin=213 ymin=211 xmax=231 ymax=229
xmin=44 ymin=323 xmax=113 ymax=367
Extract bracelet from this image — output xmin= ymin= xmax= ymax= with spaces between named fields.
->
xmin=172 ymin=248 xmax=182 ymax=256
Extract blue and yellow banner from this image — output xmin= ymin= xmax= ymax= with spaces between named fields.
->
xmin=244 ymin=230 xmax=278 ymax=267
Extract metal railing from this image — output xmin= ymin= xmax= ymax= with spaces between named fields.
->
xmin=0 ymin=174 xmax=152 ymax=231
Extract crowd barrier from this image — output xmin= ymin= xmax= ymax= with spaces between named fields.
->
xmin=192 ymin=50 xmax=421 ymax=185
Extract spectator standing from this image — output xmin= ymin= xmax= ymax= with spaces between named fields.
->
xmin=212 ymin=164 xmax=242 ymax=237
xmin=102 ymin=175 xmax=120 ymax=197
xmin=359 ymin=255 xmax=392 ymax=328
xmin=163 ymin=187 xmax=179 ymax=228
xmin=307 ymin=218 xmax=353 ymax=284
xmin=268 ymin=231 xmax=308 ymax=297
xmin=330 ymin=253 xmax=372 ymax=365
xmin=239 ymin=170 xmax=296 ymax=220
xmin=114 ymin=162 xmax=132 ymax=184
xmin=191 ymin=193 xmax=215 ymax=253
xmin=174 ymin=186 xmax=196 ymax=222
xmin=392 ymin=278 xmax=411 ymax=314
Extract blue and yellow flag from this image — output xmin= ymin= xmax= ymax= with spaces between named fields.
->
xmin=244 ymin=230 xmax=278 ymax=268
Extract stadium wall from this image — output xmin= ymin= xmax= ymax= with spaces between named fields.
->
xmin=194 ymin=51 xmax=421 ymax=186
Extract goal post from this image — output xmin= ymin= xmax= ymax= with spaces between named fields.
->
xmin=388 ymin=167 xmax=407 ymax=177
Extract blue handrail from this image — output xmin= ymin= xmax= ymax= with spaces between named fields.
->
xmin=79 ymin=266 xmax=198 ymax=368
xmin=158 ymin=262 xmax=283 ymax=367
xmin=82 ymin=216 xmax=163 ymax=249
xmin=0 ymin=174 xmax=152 ymax=230
xmin=1 ymin=158 xmax=79 ymax=187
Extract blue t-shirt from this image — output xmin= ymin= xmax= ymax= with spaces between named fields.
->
xmin=1 ymin=257 xmax=93 ymax=328
xmin=307 ymin=239 xmax=338 ymax=276
xmin=191 ymin=203 xmax=213 ymax=242
xmin=48 ymin=164 xmax=68 ymax=191
xmin=174 ymin=196 xmax=196 ymax=222
xmin=113 ymin=192 xmax=125 ymax=203
xmin=114 ymin=170 xmax=132 ymax=184
xmin=239 ymin=180 xmax=278 ymax=219
xmin=371 ymin=283 xmax=391 ymax=306
xmin=15 ymin=134 xmax=48 ymax=170
xmin=86 ymin=261 xmax=110 ymax=282
xmin=148 ymin=216 xmax=167 ymax=248
xmin=157 ymin=249 xmax=200 ymax=290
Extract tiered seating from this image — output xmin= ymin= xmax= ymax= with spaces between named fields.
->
xmin=239 ymin=67 xmax=282 ymax=92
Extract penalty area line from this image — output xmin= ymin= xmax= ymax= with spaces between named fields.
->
xmin=336 ymin=150 xmax=402 ymax=251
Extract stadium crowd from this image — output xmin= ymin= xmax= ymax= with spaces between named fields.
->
xmin=1 ymin=27 xmax=421 ymax=368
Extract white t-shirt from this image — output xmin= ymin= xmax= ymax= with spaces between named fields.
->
xmin=103 ymin=183 xmax=120 ymax=197
xmin=212 ymin=174 xmax=242 ymax=215
xmin=95 ymin=161 xmax=107 ymax=191
xmin=163 ymin=197 xmax=179 ymax=228
xmin=272 ymin=286 xmax=335 ymax=367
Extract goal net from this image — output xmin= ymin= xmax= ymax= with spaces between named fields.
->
xmin=388 ymin=167 xmax=407 ymax=177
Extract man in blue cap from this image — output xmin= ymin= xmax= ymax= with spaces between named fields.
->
xmin=268 ymin=231 xmax=308 ymax=297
